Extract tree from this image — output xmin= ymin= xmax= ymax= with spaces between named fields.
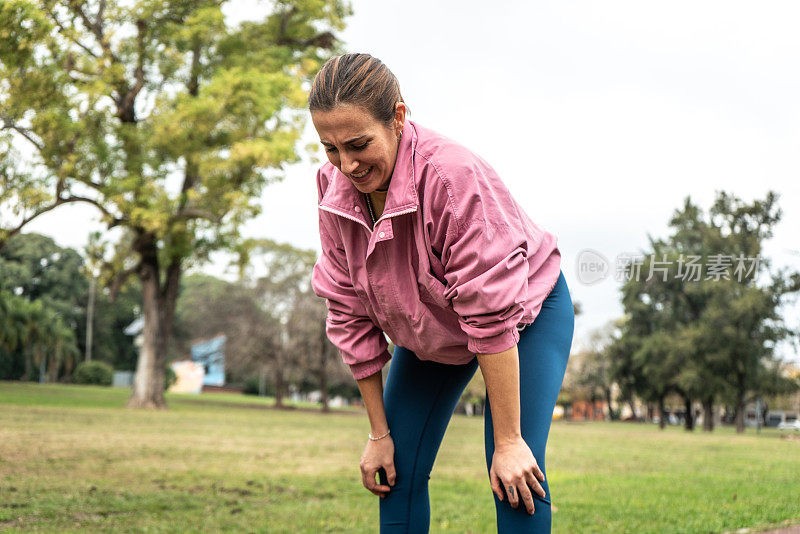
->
xmin=0 ymin=295 xmax=78 ymax=382
xmin=0 ymin=232 xmax=138 ymax=377
xmin=573 ymin=322 xmax=620 ymax=421
xmin=0 ymin=232 xmax=88 ymax=331
xmin=0 ymin=292 xmax=28 ymax=378
xmin=286 ymin=286 xmax=342 ymax=411
xmin=239 ymin=238 xmax=345 ymax=408
xmin=611 ymin=191 xmax=800 ymax=433
xmin=0 ymin=233 xmax=85 ymax=381
xmin=0 ymin=0 xmax=351 ymax=407
xmin=172 ymin=272 xmax=280 ymax=383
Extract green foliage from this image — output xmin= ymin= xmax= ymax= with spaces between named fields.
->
xmin=164 ymin=364 xmax=177 ymax=391
xmin=0 ymin=290 xmax=80 ymax=382
xmin=327 ymin=380 xmax=359 ymax=400
xmin=74 ymin=360 xmax=114 ymax=386
xmin=82 ymin=281 xmax=141 ymax=372
xmin=242 ymin=375 xmax=274 ymax=396
xmin=0 ymin=0 xmax=352 ymax=406
xmin=0 ymin=233 xmax=139 ymax=377
xmin=0 ymin=232 xmax=87 ymax=329
xmin=0 ymin=0 xmax=351 ymax=258
xmin=242 ymin=376 xmax=260 ymax=396
xmin=609 ymin=190 xmax=800 ymax=427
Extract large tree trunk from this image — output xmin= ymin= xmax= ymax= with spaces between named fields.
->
xmin=605 ymin=387 xmax=615 ymax=420
xmin=683 ymin=396 xmax=694 ymax=431
xmin=127 ymin=245 xmax=181 ymax=409
xmin=735 ymin=391 xmax=746 ymax=434
xmin=702 ymin=396 xmax=715 ymax=432
xmin=629 ymin=398 xmax=639 ymax=421
xmin=658 ymin=395 xmax=666 ymax=430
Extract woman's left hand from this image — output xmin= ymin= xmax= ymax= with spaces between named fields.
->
xmin=489 ymin=436 xmax=546 ymax=515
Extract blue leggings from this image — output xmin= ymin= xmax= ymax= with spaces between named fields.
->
xmin=378 ymin=270 xmax=574 ymax=533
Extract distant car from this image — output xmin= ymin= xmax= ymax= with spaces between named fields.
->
xmin=777 ymin=420 xmax=800 ymax=431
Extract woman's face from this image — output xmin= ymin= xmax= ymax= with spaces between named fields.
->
xmin=311 ymin=103 xmax=405 ymax=194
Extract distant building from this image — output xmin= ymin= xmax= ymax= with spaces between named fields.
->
xmin=169 ymin=360 xmax=205 ymax=394
xmin=570 ymin=400 xmax=607 ymax=421
xmin=190 ymin=335 xmax=226 ymax=387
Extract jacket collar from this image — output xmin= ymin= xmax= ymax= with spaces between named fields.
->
xmin=319 ymin=119 xmax=419 ymax=220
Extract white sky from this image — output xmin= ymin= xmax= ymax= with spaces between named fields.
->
xmin=28 ymin=0 xmax=800 ymax=361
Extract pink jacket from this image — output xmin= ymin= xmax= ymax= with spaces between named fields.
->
xmin=311 ymin=119 xmax=562 ymax=380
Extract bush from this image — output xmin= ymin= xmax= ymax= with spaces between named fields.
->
xmin=74 ymin=361 xmax=114 ymax=386
xmin=164 ymin=365 xmax=177 ymax=391
xmin=243 ymin=375 xmax=273 ymax=396
xmin=0 ymin=348 xmax=25 ymax=381
xmin=328 ymin=381 xmax=360 ymax=401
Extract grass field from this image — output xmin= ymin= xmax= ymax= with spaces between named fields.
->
xmin=1 ymin=381 xmax=799 ymax=533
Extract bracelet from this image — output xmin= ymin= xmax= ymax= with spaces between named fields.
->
xmin=368 ymin=429 xmax=391 ymax=441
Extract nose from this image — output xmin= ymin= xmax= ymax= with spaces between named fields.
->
xmin=339 ymin=152 xmax=360 ymax=174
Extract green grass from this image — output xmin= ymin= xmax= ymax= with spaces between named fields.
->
xmin=1 ymin=381 xmax=799 ymax=533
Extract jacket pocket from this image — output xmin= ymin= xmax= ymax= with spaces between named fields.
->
xmin=417 ymin=268 xmax=449 ymax=309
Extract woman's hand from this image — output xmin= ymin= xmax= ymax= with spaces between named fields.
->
xmin=489 ymin=436 xmax=546 ymax=515
xmin=360 ymin=435 xmax=396 ymax=498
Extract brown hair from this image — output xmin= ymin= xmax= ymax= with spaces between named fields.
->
xmin=308 ymin=53 xmax=408 ymax=126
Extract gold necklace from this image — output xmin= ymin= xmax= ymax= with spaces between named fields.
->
xmin=364 ymin=193 xmax=376 ymax=227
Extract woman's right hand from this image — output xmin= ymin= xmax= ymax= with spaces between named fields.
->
xmin=360 ymin=434 xmax=396 ymax=498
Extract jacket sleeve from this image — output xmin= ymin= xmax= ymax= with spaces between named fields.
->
xmin=425 ymin=151 xmax=530 ymax=355
xmin=310 ymin=171 xmax=390 ymax=380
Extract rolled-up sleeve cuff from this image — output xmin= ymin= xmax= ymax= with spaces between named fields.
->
xmin=468 ymin=328 xmax=520 ymax=355
xmin=348 ymin=350 xmax=392 ymax=380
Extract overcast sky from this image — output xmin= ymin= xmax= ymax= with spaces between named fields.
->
xmin=29 ymin=0 xmax=800 ymax=361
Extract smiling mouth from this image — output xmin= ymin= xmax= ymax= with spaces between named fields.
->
xmin=349 ymin=166 xmax=373 ymax=181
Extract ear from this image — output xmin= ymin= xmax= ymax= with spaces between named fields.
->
xmin=394 ymin=101 xmax=406 ymax=136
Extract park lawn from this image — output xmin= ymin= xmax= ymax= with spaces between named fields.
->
xmin=0 ymin=381 xmax=798 ymax=533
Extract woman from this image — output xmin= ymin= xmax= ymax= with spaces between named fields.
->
xmin=309 ymin=53 xmax=574 ymax=533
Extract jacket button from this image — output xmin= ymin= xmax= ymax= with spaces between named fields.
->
xmin=378 ymin=231 xmax=386 ymax=239
xmin=354 ymin=206 xmax=361 ymax=213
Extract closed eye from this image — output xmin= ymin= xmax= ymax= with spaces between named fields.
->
xmin=324 ymin=142 xmax=369 ymax=153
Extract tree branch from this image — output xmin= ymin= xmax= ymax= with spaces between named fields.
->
xmin=0 ymin=115 xmax=44 ymax=151
xmin=118 ymin=19 xmax=147 ymax=118
xmin=0 ymin=192 xmax=122 ymax=251
xmin=187 ymin=43 xmax=201 ymax=97
xmin=43 ymin=5 xmax=100 ymax=58
xmin=273 ymin=6 xmax=334 ymax=50
xmin=96 ymin=0 xmax=106 ymax=28
xmin=132 ymin=19 xmax=147 ymax=97
xmin=107 ymin=263 xmax=139 ymax=301
xmin=66 ymin=194 xmax=121 ymax=223
xmin=67 ymin=2 xmax=119 ymax=63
